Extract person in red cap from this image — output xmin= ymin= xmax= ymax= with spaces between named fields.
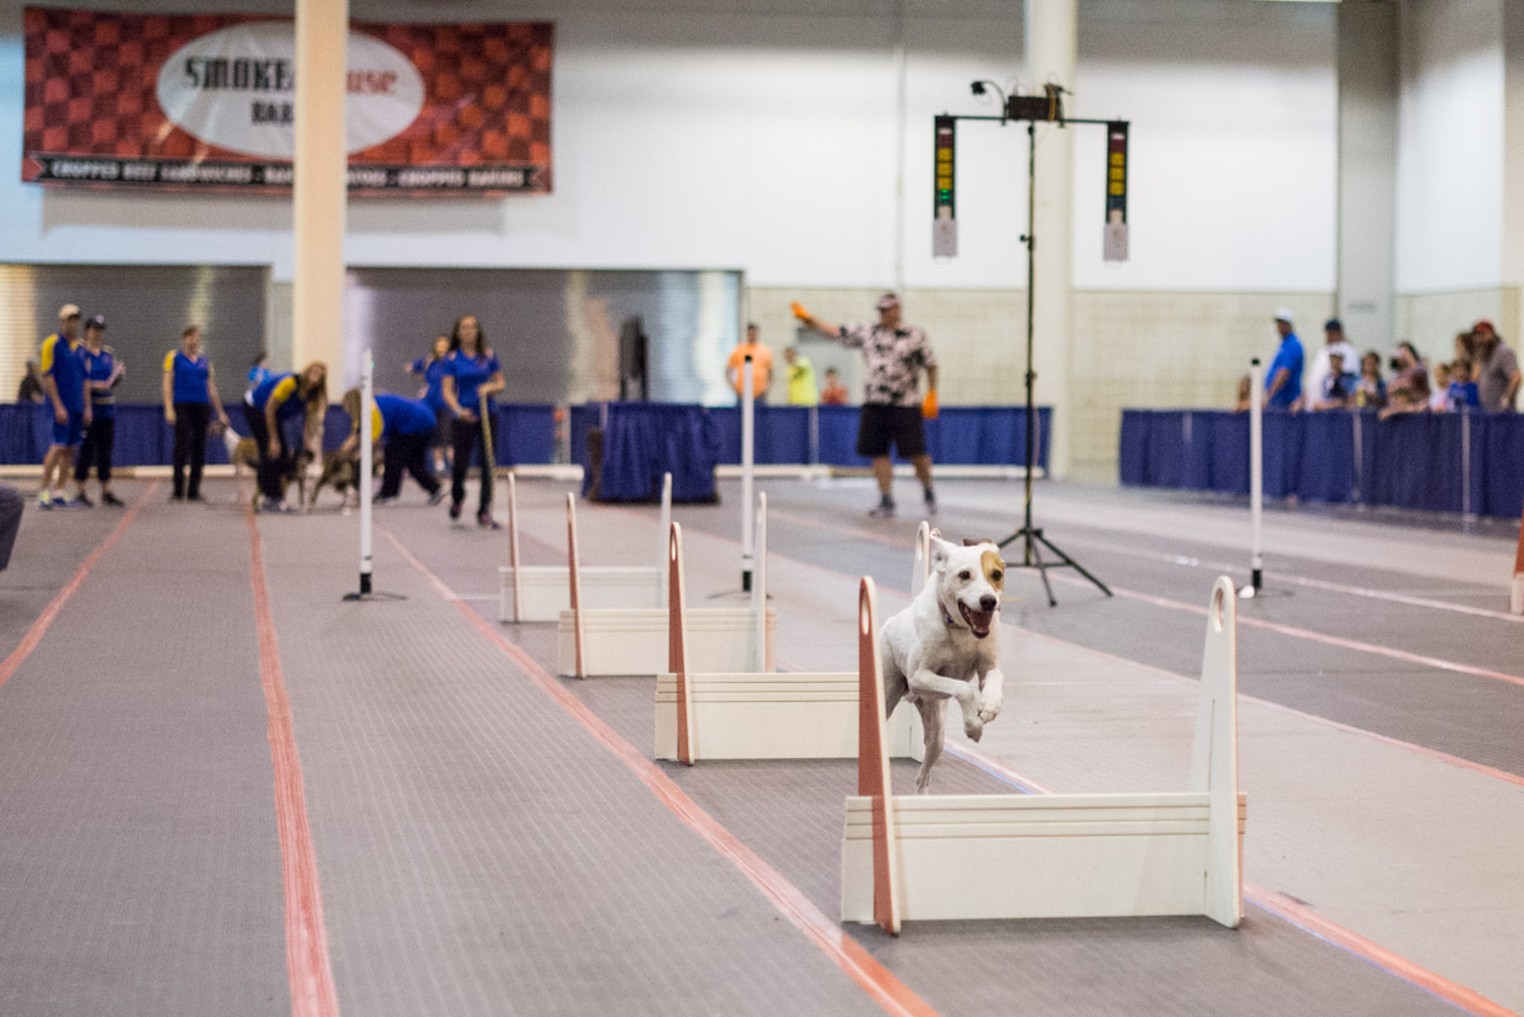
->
xmin=793 ymin=292 xmax=939 ymax=518
xmin=1472 ymin=320 xmax=1520 ymax=412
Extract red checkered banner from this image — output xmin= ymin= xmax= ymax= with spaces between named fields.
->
xmin=23 ymin=8 xmax=553 ymax=194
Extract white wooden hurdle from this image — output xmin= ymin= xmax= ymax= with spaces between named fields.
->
xmin=557 ymin=504 xmax=774 ymax=679
xmin=842 ymin=575 xmax=1246 ymax=933
xmin=654 ymin=493 xmax=922 ymax=762
xmin=499 ymin=473 xmax=671 ymax=623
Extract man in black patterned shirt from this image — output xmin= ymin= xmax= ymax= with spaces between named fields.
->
xmin=796 ymin=292 xmax=939 ymax=518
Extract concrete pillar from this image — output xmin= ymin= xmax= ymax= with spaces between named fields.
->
xmin=1337 ymin=1 xmax=1399 ymax=351
xmin=1503 ymin=0 xmax=1524 ymax=338
xmin=292 ymin=0 xmax=348 ymax=381
xmin=1024 ymin=0 xmax=1076 ymax=478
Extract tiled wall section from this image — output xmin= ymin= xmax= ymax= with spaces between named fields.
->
xmin=1396 ymin=287 xmax=1522 ymax=366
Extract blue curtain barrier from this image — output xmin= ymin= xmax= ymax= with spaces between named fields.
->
xmin=710 ymin=405 xmax=1052 ymax=468
xmin=1119 ymin=408 xmax=1519 ymax=519
xmin=0 ymin=402 xmax=557 ymax=470
xmin=571 ymin=402 xmax=721 ymax=503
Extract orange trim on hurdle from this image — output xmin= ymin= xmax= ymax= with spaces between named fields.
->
xmin=669 ymin=523 xmax=693 ymax=764
xmin=1514 ymin=510 xmax=1524 ymax=575
xmin=0 ymin=482 xmax=156 ymax=690
xmin=566 ymin=493 xmax=584 ymax=678
xmin=857 ymin=577 xmax=900 ymax=936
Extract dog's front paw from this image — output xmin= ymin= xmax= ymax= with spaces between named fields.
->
xmin=978 ymin=693 xmax=1003 ymax=724
xmin=963 ymin=715 xmax=984 ymax=742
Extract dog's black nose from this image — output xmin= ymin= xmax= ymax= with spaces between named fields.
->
xmin=980 ymin=595 xmax=997 ymax=612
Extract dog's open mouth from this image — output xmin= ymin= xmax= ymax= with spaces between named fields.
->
xmin=958 ymin=602 xmax=996 ymax=639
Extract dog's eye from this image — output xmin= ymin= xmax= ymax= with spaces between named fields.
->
xmin=991 ymin=570 xmax=1003 ymax=583
xmin=958 ymin=570 xmax=972 ymax=581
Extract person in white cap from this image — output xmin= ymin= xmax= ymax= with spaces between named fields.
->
xmin=37 ymin=304 xmax=89 ymax=509
xmin=1265 ymin=308 xmax=1305 ymax=410
xmin=793 ymin=292 xmax=939 ymax=518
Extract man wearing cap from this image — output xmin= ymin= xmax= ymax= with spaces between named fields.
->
xmin=1472 ymin=320 xmax=1520 ymax=412
xmin=1264 ymin=309 xmax=1305 ymax=411
xmin=794 ymin=292 xmax=939 ymax=518
xmin=73 ymin=315 xmax=126 ymax=507
xmin=1305 ymin=318 xmax=1358 ymax=411
xmin=37 ymin=304 xmax=90 ymax=509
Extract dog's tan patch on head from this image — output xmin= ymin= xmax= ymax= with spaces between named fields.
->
xmin=981 ymin=549 xmax=1006 ymax=590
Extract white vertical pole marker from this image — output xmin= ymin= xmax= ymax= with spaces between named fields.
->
xmin=753 ymin=491 xmax=768 ymax=671
xmin=359 ymin=351 xmax=374 ymax=596
xmin=1243 ymin=358 xmax=1264 ymax=599
xmin=741 ymin=355 xmax=755 ymax=593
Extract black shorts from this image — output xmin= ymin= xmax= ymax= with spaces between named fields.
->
xmin=856 ymin=403 xmax=927 ymax=458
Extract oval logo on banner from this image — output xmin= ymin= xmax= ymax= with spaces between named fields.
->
xmin=156 ymin=21 xmax=424 ymax=159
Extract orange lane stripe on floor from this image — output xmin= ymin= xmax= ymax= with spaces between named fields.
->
xmin=0 ymin=481 xmax=156 ymax=689
xmin=379 ymin=527 xmax=942 ymax=1017
xmin=246 ymin=509 xmax=341 ymax=1017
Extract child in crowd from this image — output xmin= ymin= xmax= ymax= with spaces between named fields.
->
xmin=1428 ymin=362 xmax=1451 ymax=411
xmin=1447 ymin=359 xmax=1479 ymax=410
xmin=1356 ymin=351 xmax=1387 ymax=409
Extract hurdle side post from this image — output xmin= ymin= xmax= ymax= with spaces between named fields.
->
xmin=753 ymin=492 xmax=768 ymax=672
xmin=507 ymin=473 xmax=522 ymax=622
xmin=741 ymin=356 xmax=756 ymax=593
xmin=566 ymin=493 xmax=586 ymax=679
xmin=658 ymin=472 xmax=672 ymax=604
xmin=668 ymin=522 xmax=694 ymax=764
xmin=1244 ymin=358 xmax=1264 ymax=598
xmin=342 ymin=353 xmax=375 ymax=602
xmin=1190 ymin=576 xmax=1243 ymax=928
xmin=857 ymin=577 xmax=901 ymax=936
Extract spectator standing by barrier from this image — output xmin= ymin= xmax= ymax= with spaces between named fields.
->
xmin=1473 ymin=320 xmax=1520 ymax=411
xmin=163 ymin=326 xmax=232 ymax=502
xmin=441 ymin=314 xmax=504 ymax=528
xmin=1447 ymin=360 xmax=1479 ymax=410
xmin=794 ymin=292 xmax=939 ymax=518
xmin=1381 ymin=341 xmax=1430 ymax=418
xmin=1312 ymin=351 xmax=1355 ymax=410
xmin=726 ymin=324 xmax=773 ymax=404
xmin=16 ymin=360 xmax=45 ymax=403
xmin=74 ymin=315 xmax=125 ymax=507
xmin=1356 ymin=352 xmax=1387 ymax=409
xmin=783 ymin=346 xmax=819 ymax=406
xmin=820 ymin=367 xmax=849 ymax=405
xmin=1265 ymin=309 xmax=1304 ymax=410
xmin=1304 ymin=318 xmax=1359 ymax=411
xmin=38 ymin=304 xmax=87 ymax=510
xmin=244 ymin=363 xmax=327 ymax=513
xmin=340 ymin=389 xmax=445 ymax=505
xmin=406 ymin=334 xmax=453 ymax=475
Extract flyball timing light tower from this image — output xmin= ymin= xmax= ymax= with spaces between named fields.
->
xmin=936 ymin=82 xmax=1125 ymax=606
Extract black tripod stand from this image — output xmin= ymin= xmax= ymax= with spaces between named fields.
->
xmin=995 ymin=120 xmax=1112 ymax=607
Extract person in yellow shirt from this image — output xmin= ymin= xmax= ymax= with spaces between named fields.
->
xmin=725 ymin=324 xmax=773 ymax=404
xmin=783 ymin=346 xmax=819 ymax=406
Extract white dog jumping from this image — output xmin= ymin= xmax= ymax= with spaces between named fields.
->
xmin=881 ymin=532 xmax=1007 ymax=792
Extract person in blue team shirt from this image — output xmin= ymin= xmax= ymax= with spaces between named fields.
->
xmin=1265 ymin=308 xmax=1305 ymax=410
xmin=162 ymin=325 xmax=232 ymax=502
xmin=73 ymin=315 xmax=126 ymax=506
xmin=441 ymin=314 xmax=505 ymax=528
xmin=37 ymin=304 xmax=89 ymax=509
xmin=247 ymin=350 xmax=272 ymax=399
xmin=405 ymin=333 xmax=453 ymax=475
xmin=340 ymin=388 xmax=445 ymax=505
xmin=244 ymin=362 xmax=328 ymax=513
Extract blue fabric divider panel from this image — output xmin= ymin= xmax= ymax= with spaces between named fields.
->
xmin=1209 ymin=413 xmax=1250 ymax=495
xmin=578 ymin=403 xmax=719 ymax=503
xmin=713 ymin=406 xmax=811 ymax=464
xmin=1145 ymin=410 xmax=1186 ymax=488
xmin=1368 ymin=413 xmax=1461 ymax=512
xmin=1118 ymin=410 xmax=1150 ymax=486
xmin=494 ymin=404 xmax=556 ymax=466
xmin=817 ymin=406 xmax=862 ymax=466
xmin=1479 ymin=413 xmax=1524 ymax=519
xmin=1296 ymin=411 xmax=1355 ymax=504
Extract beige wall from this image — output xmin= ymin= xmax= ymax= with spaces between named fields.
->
xmin=1396 ymin=287 xmax=1523 ymax=366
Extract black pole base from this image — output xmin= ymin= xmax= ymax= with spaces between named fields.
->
xmin=342 ymin=573 xmax=406 ymax=602
xmin=996 ymin=525 xmax=1113 ymax=608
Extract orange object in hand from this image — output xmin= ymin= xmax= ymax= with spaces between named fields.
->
xmin=921 ymin=389 xmax=939 ymax=419
xmin=790 ymin=301 xmax=812 ymax=322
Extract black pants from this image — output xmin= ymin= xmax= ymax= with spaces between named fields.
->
xmin=381 ymin=433 xmax=441 ymax=498
xmin=172 ymin=402 xmax=211 ymax=498
xmin=0 ymin=484 xmax=22 ymax=571
xmin=244 ymin=404 xmax=290 ymax=501
xmin=450 ymin=417 xmax=492 ymax=512
xmin=74 ymin=414 xmax=115 ymax=485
